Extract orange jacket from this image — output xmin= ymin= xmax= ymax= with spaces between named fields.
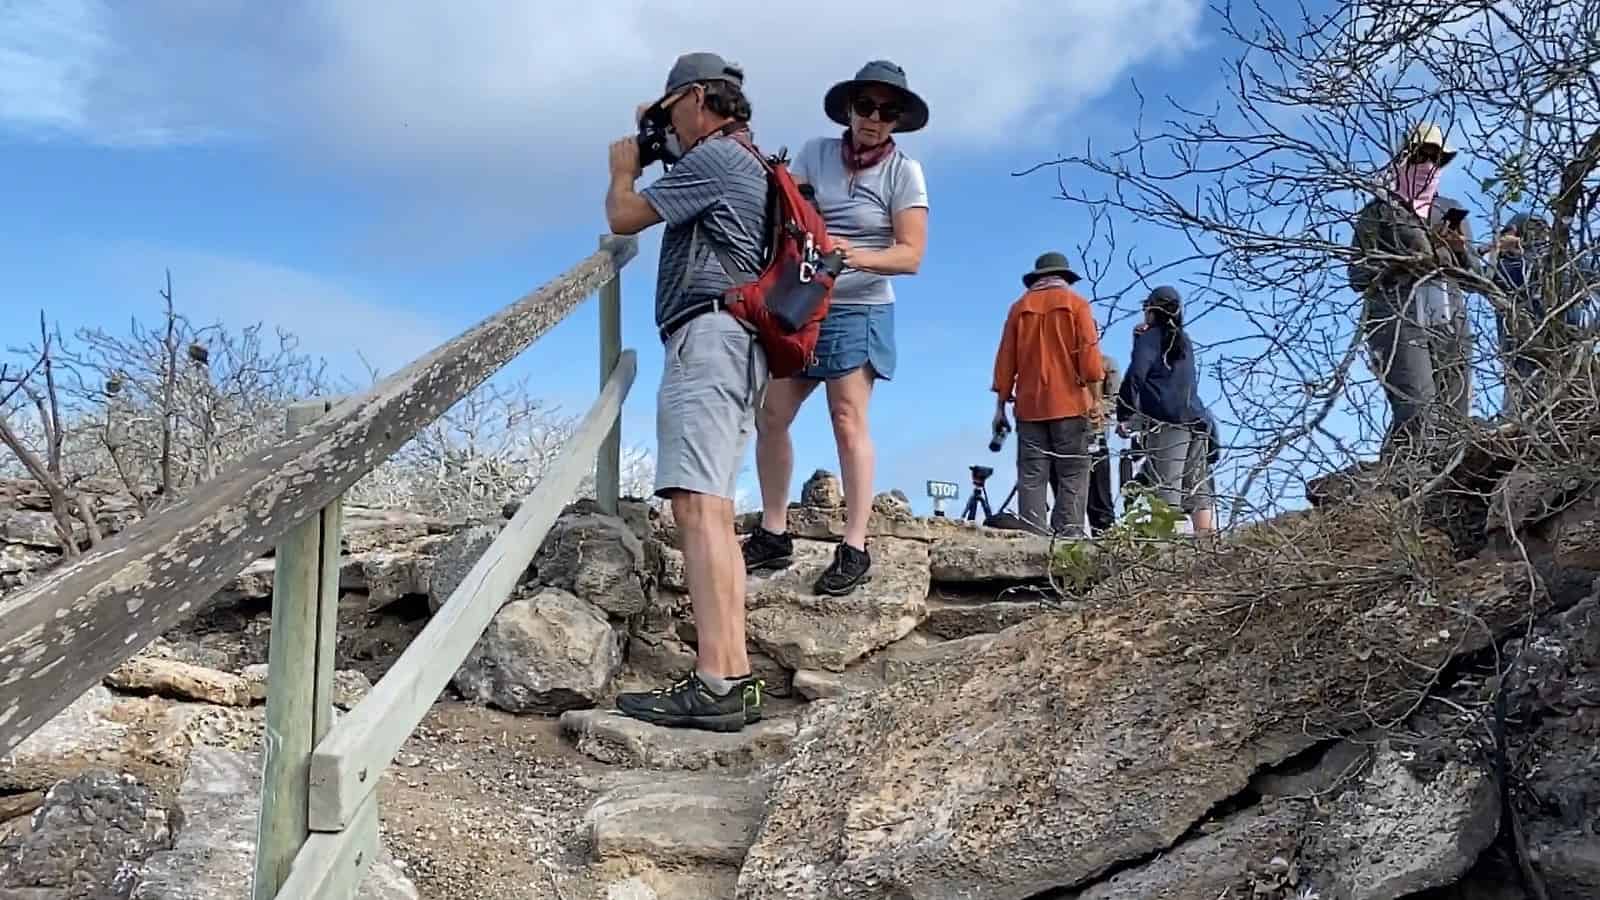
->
xmin=992 ymin=285 xmax=1107 ymax=422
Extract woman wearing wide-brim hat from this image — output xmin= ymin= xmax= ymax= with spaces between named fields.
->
xmin=742 ymin=59 xmax=931 ymax=597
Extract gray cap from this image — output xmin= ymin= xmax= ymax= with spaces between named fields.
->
xmin=660 ymin=52 xmax=745 ymax=102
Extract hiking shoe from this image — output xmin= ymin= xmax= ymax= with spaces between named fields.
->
xmin=735 ymin=675 xmax=765 ymax=724
xmin=615 ymin=672 xmax=750 ymax=733
xmin=814 ymin=542 xmax=871 ymax=596
xmin=742 ymin=526 xmax=794 ymax=572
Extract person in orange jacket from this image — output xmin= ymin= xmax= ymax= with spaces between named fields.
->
xmin=991 ymin=252 xmax=1107 ymax=537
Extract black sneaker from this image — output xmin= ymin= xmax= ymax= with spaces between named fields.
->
xmin=814 ymin=542 xmax=871 ymax=596
xmin=742 ymin=526 xmax=794 ymax=572
xmin=615 ymin=672 xmax=750 ymax=733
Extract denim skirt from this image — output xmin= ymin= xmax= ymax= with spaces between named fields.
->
xmin=803 ymin=303 xmax=897 ymax=381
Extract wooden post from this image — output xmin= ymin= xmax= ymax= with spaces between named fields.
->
xmin=596 ymin=235 xmax=623 ymax=515
xmin=254 ymin=398 xmax=344 ymax=900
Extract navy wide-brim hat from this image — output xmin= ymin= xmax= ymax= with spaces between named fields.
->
xmin=824 ymin=60 xmax=930 ymax=133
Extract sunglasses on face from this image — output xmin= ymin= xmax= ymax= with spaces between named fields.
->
xmin=851 ymin=96 xmax=903 ymax=123
xmin=1409 ymin=143 xmax=1447 ymax=164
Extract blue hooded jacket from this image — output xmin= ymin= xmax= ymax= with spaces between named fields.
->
xmin=1117 ymin=325 xmax=1209 ymax=427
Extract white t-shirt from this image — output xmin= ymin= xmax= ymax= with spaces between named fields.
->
xmin=792 ymin=136 xmax=929 ymax=305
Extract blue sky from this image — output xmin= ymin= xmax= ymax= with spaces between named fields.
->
xmin=4 ymin=0 xmax=1477 ymax=520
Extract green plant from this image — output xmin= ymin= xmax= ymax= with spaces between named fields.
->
xmin=1050 ymin=487 xmax=1185 ymax=594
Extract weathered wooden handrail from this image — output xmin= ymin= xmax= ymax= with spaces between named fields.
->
xmin=0 ymin=236 xmax=637 ymax=755
xmin=305 ymin=350 xmax=637 ymax=833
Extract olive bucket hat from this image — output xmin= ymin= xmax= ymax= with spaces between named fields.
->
xmin=824 ymin=60 xmax=930 ymax=133
xmin=1021 ymin=251 xmax=1082 ymax=287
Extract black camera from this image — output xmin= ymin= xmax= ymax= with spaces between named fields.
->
xmin=988 ymin=420 xmax=1011 ymax=452
xmin=637 ymin=103 xmax=679 ymax=169
xmin=970 ymin=465 xmax=994 ymax=484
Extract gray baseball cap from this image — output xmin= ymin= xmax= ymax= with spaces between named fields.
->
xmin=658 ymin=52 xmax=745 ymax=105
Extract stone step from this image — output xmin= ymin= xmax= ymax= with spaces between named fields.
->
xmin=922 ymin=593 xmax=1053 ymax=640
xmin=559 ymin=709 xmax=797 ymax=771
xmin=586 ymin=774 xmax=766 ymax=867
xmin=793 ymin=632 xmax=999 ymax=701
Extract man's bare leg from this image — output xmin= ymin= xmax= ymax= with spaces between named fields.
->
xmin=673 ymin=490 xmax=749 ymax=679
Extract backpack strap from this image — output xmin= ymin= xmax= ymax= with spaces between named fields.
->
xmin=675 ymin=128 xmax=770 ymax=296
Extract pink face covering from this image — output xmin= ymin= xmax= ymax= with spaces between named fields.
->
xmin=1394 ymin=162 xmax=1442 ymax=218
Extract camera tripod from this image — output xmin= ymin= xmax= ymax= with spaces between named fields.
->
xmin=960 ymin=466 xmax=1017 ymax=523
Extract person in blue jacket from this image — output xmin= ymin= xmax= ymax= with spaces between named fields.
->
xmin=1116 ymin=286 xmax=1218 ymax=533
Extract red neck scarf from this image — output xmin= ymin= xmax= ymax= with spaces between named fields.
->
xmin=841 ymin=128 xmax=896 ymax=172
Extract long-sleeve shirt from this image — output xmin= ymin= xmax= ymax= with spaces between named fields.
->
xmin=1116 ymin=326 xmax=1207 ymax=426
xmin=992 ymin=285 xmax=1106 ymax=422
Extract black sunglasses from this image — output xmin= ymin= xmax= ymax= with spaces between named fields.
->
xmin=851 ymin=96 xmax=904 ymax=122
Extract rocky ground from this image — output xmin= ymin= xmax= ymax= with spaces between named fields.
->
xmin=0 ymin=459 xmax=1596 ymax=899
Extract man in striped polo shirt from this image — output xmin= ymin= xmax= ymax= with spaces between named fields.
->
xmin=604 ymin=52 xmax=771 ymax=732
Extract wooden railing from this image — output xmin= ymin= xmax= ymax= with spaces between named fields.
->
xmin=0 ymin=235 xmax=640 ymax=900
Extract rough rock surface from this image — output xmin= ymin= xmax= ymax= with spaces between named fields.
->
xmin=344 ymin=541 xmax=443 ymax=611
xmin=587 ymin=774 xmax=767 ymax=866
xmin=105 ymin=658 xmax=253 ymax=707
xmin=0 ymin=770 xmax=171 ymax=899
xmin=453 ymin=587 xmax=621 ymax=714
xmin=1500 ymin=593 xmax=1600 ymax=899
xmin=2 ymin=687 xmax=129 ymax=791
xmin=240 ymin=665 xmax=373 ymax=709
xmin=534 ymin=514 xmax=649 ymax=618
xmin=133 ymin=747 xmax=416 ymax=900
xmin=1071 ymin=741 xmax=1498 ymax=899
xmin=427 ymin=522 xmax=505 ymax=613
xmin=736 ymin=502 xmax=1544 ymax=900
xmin=561 ymin=709 xmax=797 ymax=771
xmin=1299 ymin=742 xmax=1500 ymax=897
xmin=791 ymin=633 xmax=994 ymax=700
xmin=928 ymin=529 xmax=1055 ymax=583
xmin=800 ymin=470 xmax=844 ymax=509
xmin=745 ymin=538 xmax=929 ymax=672
xmin=738 ymin=506 xmax=932 ymax=543
xmin=921 ymin=593 xmax=1051 ymax=640
xmin=791 ymin=668 xmax=884 ymax=701
xmin=621 ymin=633 xmax=698 ymax=688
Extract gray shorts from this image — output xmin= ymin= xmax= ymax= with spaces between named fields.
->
xmin=654 ymin=311 xmax=769 ymax=500
xmin=1138 ymin=418 xmax=1215 ymax=514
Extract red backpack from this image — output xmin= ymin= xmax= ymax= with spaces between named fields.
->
xmin=694 ymin=133 xmax=846 ymax=378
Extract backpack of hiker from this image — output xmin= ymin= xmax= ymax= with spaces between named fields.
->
xmin=692 ymin=133 xmax=847 ymax=378
xmin=1347 ymin=193 xmax=1436 ymax=294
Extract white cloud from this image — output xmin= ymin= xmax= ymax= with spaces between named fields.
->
xmin=89 ymin=241 xmax=452 ymax=377
xmin=0 ymin=0 xmax=1206 ymax=250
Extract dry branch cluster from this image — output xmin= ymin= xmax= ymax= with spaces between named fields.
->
xmin=1032 ymin=0 xmax=1600 ymax=524
xmin=0 ymin=273 xmax=654 ymax=549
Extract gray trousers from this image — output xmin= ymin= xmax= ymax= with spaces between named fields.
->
xmin=1017 ymin=416 xmax=1092 ymax=537
xmin=1363 ymin=288 xmax=1436 ymax=449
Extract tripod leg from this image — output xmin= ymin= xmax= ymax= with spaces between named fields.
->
xmin=962 ymin=492 xmax=979 ymax=522
xmin=995 ymin=485 xmax=1018 ymax=515
xmin=979 ymin=489 xmax=993 ymax=521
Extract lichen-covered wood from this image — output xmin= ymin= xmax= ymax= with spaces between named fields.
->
xmin=0 ymin=236 xmax=638 ymax=755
